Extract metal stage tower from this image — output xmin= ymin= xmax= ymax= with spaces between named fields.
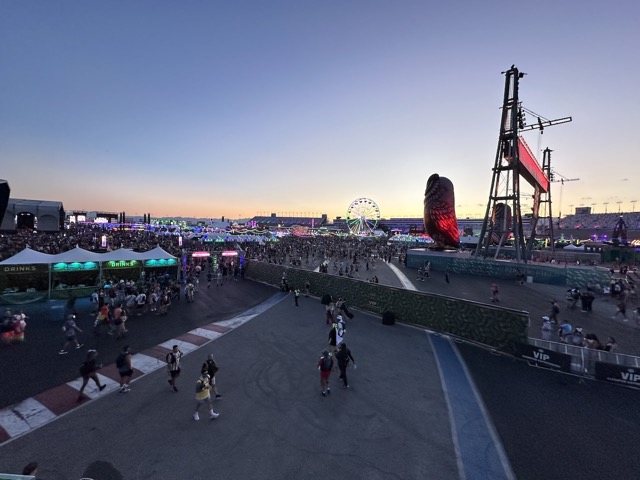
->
xmin=475 ymin=66 xmax=571 ymax=263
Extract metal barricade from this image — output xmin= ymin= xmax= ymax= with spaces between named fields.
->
xmin=528 ymin=338 xmax=640 ymax=377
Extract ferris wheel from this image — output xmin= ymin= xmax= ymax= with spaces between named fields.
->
xmin=346 ymin=197 xmax=380 ymax=235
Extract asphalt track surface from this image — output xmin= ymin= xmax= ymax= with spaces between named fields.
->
xmin=1 ymin=260 xmax=640 ymax=479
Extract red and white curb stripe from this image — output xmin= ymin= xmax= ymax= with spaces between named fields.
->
xmin=0 ymin=322 xmax=234 ymax=445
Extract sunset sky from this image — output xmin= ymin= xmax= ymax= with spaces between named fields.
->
xmin=1 ymin=1 xmax=638 ymax=221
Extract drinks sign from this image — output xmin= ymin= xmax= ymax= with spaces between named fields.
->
xmin=106 ymin=260 xmax=139 ymax=269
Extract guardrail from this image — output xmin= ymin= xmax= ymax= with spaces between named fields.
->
xmin=528 ymin=338 xmax=640 ymax=376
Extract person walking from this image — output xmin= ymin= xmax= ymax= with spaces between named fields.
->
xmin=114 ymin=304 xmax=128 ymax=340
xmin=541 ymin=316 xmax=553 ymax=341
xmin=185 ymin=282 xmax=195 ymax=303
xmin=77 ymin=349 xmax=106 ymax=402
xmin=193 ymin=368 xmax=220 ymax=421
xmin=203 ymin=353 xmax=222 ymax=399
xmin=332 ymin=316 xmax=347 ymax=351
xmin=612 ymin=296 xmax=628 ymax=321
xmin=116 ymin=345 xmax=134 ymax=393
xmin=491 ymin=283 xmax=500 ymax=303
xmin=94 ymin=303 xmax=110 ymax=336
xmin=166 ymin=345 xmax=183 ymax=392
xmin=294 ymin=288 xmax=300 ymax=307
xmin=325 ymin=301 xmax=334 ymax=325
xmin=558 ymin=319 xmax=572 ymax=343
xmin=334 ymin=343 xmax=356 ymax=388
xmin=11 ymin=310 xmax=27 ymax=343
xmin=445 ymin=271 xmax=450 ymax=284
xmin=59 ymin=315 xmax=83 ymax=355
xmin=328 ymin=316 xmax=346 ymax=351
xmin=318 ymin=350 xmax=333 ymax=397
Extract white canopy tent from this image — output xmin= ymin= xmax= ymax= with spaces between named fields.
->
xmin=0 ymin=246 xmax=178 ymax=302
xmin=0 ymin=247 xmax=56 ymax=265
xmin=51 ymin=246 xmax=104 ymax=264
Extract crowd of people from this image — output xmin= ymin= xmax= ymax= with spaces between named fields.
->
xmin=317 ymin=292 xmax=357 ymax=396
xmin=0 ymin=223 xmax=187 ymax=261
xmin=1 ymin=223 xmax=639 ymax=359
xmin=560 ymin=212 xmax=640 ymax=230
xmin=536 ymin=268 xmax=640 ymax=357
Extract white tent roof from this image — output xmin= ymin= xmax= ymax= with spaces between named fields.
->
xmin=0 ymin=246 xmax=177 ymax=265
xmin=51 ymin=247 xmax=103 ymax=264
xmin=0 ymin=247 xmax=56 ymax=265
xmin=133 ymin=246 xmax=177 ymax=260
xmin=100 ymin=248 xmax=142 ymax=262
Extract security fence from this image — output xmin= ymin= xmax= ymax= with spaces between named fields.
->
xmin=528 ymin=338 xmax=640 ymax=386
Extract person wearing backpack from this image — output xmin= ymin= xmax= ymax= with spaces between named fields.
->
xmin=193 ymin=368 xmax=220 ymax=421
xmin=317 ymin=350 xmax=334 ymax=397
xmin=203 ymin=353 xmax=222 ymax=399
xmin=558 ymin=319 xmax=572 ymax=344
xmin=116 ymin=345 xmax=133 ymax=393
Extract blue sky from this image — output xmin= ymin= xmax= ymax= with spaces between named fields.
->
xmin=1 ymin=1 xmax=638 ymax=220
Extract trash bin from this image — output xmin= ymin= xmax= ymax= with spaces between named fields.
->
xmin=382 ymin=311 xmax=395 ymax=325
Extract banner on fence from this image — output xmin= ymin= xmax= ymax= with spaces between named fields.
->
xmin=515 ymin=343 xmax=571 ymax=372
xmin=595 ymin=362 xmax=640 ymax=388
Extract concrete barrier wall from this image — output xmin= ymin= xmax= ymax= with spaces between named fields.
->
xmin=244 ymin=260 xmax=529 ymax=353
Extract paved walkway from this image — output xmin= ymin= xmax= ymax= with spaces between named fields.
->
xmin=337 ymin=256 xmax=640 ymax=357
xmin=1 ymin=258 xmax=639 ymax=479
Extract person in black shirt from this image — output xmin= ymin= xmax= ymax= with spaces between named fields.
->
xmin=334 ymin=343 xmax=356 ymax=388
xmin=78 ymin=349 xmax=106 ymax=402
xmin=202 ymin=353 xmax=222 ymax=399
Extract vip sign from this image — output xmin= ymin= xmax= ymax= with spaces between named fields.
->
xmin=595 ymin=362 xmax=640 ymax=388
xmin=532 ymin=350 xmax=550 ymax=362
xmin=621 ymin=369 xmax=640 ymax=383
xmin=514 ymin=343 xmax=571 ymax=372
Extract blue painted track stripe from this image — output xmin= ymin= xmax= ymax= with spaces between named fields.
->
xmin=429 ymin=333 xmax=515 ymax=480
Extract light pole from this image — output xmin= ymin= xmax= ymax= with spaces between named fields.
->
xmin=632 ymin=200 xmax=637 ymax=212
xmin=604 ymin=202 xmax=609 ymax=213
xmin=616 ymin=201 xmax=622 ymax=213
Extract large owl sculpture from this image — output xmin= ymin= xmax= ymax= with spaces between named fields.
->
xmin=423 ymin=173 xmax=460 ymax=249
